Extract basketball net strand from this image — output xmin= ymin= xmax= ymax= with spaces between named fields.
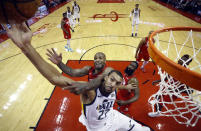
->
xmin=148 ymin=29 xmax=201 ymax=127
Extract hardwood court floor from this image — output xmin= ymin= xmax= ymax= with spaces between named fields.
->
xmin=0 ymin=0 xmax=200 ymax=130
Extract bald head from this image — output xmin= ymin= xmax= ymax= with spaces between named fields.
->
xmin=94 ymin=52 xmax=106 ymax=60
xmin=94 ymin=52 xmax=106 ymax=70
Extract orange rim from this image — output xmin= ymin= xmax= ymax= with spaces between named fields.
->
xmin=148 ymin=27 xmax=201 ymax=91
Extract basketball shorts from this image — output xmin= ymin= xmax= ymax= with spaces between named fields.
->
xmin=136 ymin=52 xmax=150 ymax=62
xmin=132 ymin=18 xmax=139 ymax=26
xmin=74 ymin=12 xmax=80 ymax=19
xmin=63 ymin=30 xmax=71 ymax=39
xmin=79 ymin=110 xmax=151 ymax=131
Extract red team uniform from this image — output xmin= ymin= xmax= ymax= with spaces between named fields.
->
xmin=116 ymin=73 xmax=135 ymax=113
xmin=88 ymin=66 xmax=107 ymax=81
xmin=62 ymin=18 xmax=71 ymax=40
xmin=136 ymin=37 xmax=155 ymax=62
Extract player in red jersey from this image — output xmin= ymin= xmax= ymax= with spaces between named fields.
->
xmin=61 ymin=13 xmax=74 ymax=52
xmin=135 ymin=31 xmax=155 ymax=72
xmin=116 ymin=61 xmax=140 ymax=114
xmin=46 ymin=49 xmax=115 ymax=91
xmin=47 ymin=50 xmax=111 ymax=79
xmin=46 ymin=49 xmax=137 ymax=94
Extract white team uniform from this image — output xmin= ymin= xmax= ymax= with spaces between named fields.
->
xmin=66 ymin=11 xmax=75 ymax=28
xmin=73 ymin=5 xmax=80 ymax=19
xmin=130 ymin=8 xmax=140 ymax=26
xmin=79 ymin=88 xmax=150 ymax=131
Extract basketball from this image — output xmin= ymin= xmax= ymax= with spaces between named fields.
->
xmin=0 ymin=0 xmax=41 ymax=24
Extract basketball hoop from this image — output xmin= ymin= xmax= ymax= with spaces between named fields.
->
xmin=148 ymin=27 xmax=201 ymax=90
xmin=148 ymin=27 xmax=201 ymax=127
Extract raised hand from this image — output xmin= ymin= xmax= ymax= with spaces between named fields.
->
xmin=46 ymin=48 xmax=62 ymax=65
xmin=3 ymin=22 xmax=33 ymax=49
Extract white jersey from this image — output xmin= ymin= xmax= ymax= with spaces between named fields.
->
xmin=66 ymin=11 xmax=72 ymax=19
xmin=73 ymin=5 xmax=80 ymax=19
xmin=81 ymin=88 xmax=116 ymax=129
xmin=73 ymin=5 xmax=80 ymax=13
xmin=130 ymin=8 xmax=140 ymax=19
xmin=130 ymin=8 xmax=140 ymax=25
xmin=79 ymin=87 xmax=151 ymax=131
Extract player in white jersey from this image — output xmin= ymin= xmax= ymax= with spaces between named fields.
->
xmin=78 ymin=70 xmax=152 ymax=131
xmin=5 ymin=22 xmax=152 ymax=131
xmin=66 ymin=6 xmax=75 ymax=30
xmin=130 ymin=4 xmax=141 ymax=37
xmin=72 ymin=1 xmax=80 ymax=25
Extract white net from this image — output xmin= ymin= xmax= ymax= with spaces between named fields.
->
xmin=148 ymin=29 xmax=201 ymax=127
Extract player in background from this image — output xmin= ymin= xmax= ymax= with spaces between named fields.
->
xmin=66 ymin=6 xmax=75 ymax=31
xmin=135 ymin=31 xmax=155 ymax=72
xmin=61 ymin=13 xmax=74 ymax=52
xmin=130 ymin=4 xmax=140 ymax=37
xmin=72 ymin=1 xmax=80 ymax=25
xmin=116 ymin=61 xmax=140 ymax=114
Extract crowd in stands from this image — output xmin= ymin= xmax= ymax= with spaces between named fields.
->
xmin=160 ymin=0 xmax=201 ymax=16
xmin=42 ymin=0 xmax=69 ymax=10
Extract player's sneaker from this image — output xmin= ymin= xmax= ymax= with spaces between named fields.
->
xmin=68 ymin=48 xmax=73 ymax=52
xmin=65 ymin=45 xmax=70 ymax=52
xmin=135 ymin=33 xmax=137 ymax=37
xmin=131 ymin=33 xmax=133 ymax=37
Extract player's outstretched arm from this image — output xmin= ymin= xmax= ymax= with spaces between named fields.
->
xmin=47 ymin=48 xmax=91 ymax=77
xmin=64 ymin=67 xmax=113 ymax=94
xmin=4 ymin=22 xmax=74 ymax=88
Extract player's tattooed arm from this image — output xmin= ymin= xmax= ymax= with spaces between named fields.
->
xmin=58 ymin=63 xmax=91 ymax=77
xmin=4 ymin=22 xmax=75 ymax=88
xmin=86 ymin=67 xmax=113 ymax=90
xmin=46 ymin=48 xmax=89 ymax=77
xmin=65 ymin=67 xmax=113 ymax=94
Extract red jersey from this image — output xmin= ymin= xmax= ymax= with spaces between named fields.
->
xmin=115 ymin=73 xmax=136 ymax=112
xmin=88 ymin=66 xmax=107 ymax=81
xmin=117 ymin=73 xmax=134 ymax=100
xmin=62 ymin=18 xmax=71 ymax=39
xmin=136 ymin=37 xmax=155 ymax=62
